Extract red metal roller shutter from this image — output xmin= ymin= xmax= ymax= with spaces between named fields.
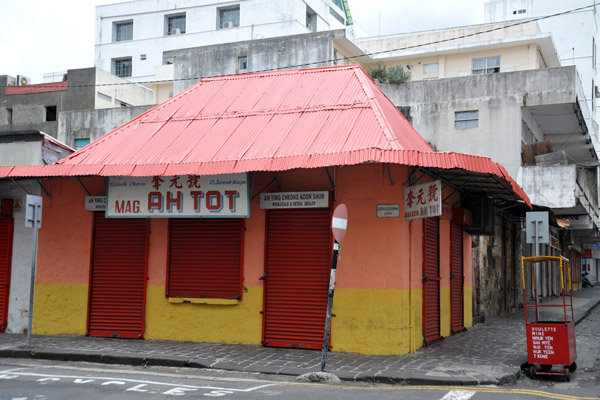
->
xmin=422 ymin=217 xmax=441 ymax=345
xmin=450 ymin=221 xmax=465 ymax=333
xmin=0 ymin=216 xmax=14 ymax=332
xmin=263 ymin=208 xmax=331 ymax=349
xmin=88 ymin=213 xmax=148 ymax=338
xmin=168 ymin=218 xmax=244 ymax=299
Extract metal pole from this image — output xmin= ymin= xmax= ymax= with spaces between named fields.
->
xmin=27 ymin=203 xmax=40 ymax=346
xmin=321 ymin=241 xmax=339 ymax=372
xmin=533 ymin=220 xmax=539 ymax=321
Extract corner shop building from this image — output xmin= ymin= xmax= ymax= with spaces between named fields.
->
xmin=0 ymin=65 xmax=530 ymax=355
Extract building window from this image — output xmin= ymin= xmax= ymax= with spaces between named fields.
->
xmin=75 ymin=138 xmax=90 ymax=150
xmin=118 ymin=100 xmax=130 ymax=107
xmin=167 ymin=219 xmax=244 ymax=299
xmin=140 ymin=54 xmax=147 ymax=61
xmin=45 ymin=106 xmax=57 ymax=122
xmin=115 ymin=21 xmax=133 ymax=41
xmin=423 ymin=63 xmax=439 ymax=75
xmin=472 ymin=56 xmax=500 ymax=75
xmin=306 ymin=6 xmax=316 ymax=32
xmin=6 ymin=108 xmax=12 ymax=124
xmin=455 ymin=111 xmax=478 ymax=129
xmin=114 ymin=58 xmax=132 ymax=78
xmin=218 ymin=6 xmax=240 ymax=29
xmin=167 ymin=14 xmax=186 ymax=35
xmin=512 ymin=9 xmax=526 ymax=14
xmin=238 ymin=56 xmax=248 ymax=70
xmin=330 ymin=7 xmax=344 ymax=24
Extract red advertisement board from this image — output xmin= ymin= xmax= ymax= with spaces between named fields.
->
xmin=527 ymin=321 xmax=577 ymax=366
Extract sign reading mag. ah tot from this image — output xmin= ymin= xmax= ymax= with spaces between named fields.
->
xmin=107 ymin=174 xmax=249 ymax=217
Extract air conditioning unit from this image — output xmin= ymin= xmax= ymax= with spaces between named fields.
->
xmin=171 ymin=28 xmax=181 ymax=35
xmin=222 ymin=21 xmax=233 ymax=29
xmin=463 ymin=195 xmax=496 ymax=235
xmin=16 ymin=75 xmax=31 ymax=85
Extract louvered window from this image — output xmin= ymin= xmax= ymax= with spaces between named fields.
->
xmin=167 ymin=218 xmax=244 ymax=299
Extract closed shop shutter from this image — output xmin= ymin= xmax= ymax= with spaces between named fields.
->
xmin=0 ymin=216 xmax=14 ymax=332
xmin=450 ymin=221 xmax=465 ymax=333
xmin=168 ymin=218 xmax=244 ymax=299
xmin=88 ymin=213 xmax=148 ymax=338
xmin=263 ymin=208 xmax=331 ymax=349
xmin=422 ymin=217 xmax=441 ymax=345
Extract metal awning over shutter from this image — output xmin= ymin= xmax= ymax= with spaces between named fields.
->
xmin=263 ymin=208 xmax=332 ymax=349
xmin=423 ymin=217 xmax=441 ymax=345
xmin=88 ymin=213 xmax=148 ymax=339
xmin=168 ymin=219 xmax=244 ymax=299
xmin=0 ymin=216 xmax=13 ymax=332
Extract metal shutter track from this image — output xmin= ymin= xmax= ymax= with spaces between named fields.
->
xmin=263 ymin=209 xmax=331 ymax=349
xmin=423 ymin=217 xmax=441 ymax=344
xmin=88 ymin=213 xmax=148 ymax=338
xmin=169 ymin=219 xmax=243 ymax=299
xmin=450 ymin=222 xmax=465 ymax=333
xmin=0 ymin=217 xmax=13 ymax=332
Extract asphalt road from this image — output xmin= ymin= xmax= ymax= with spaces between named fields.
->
xmin=1 ymin=359 xmax=600 ymax=400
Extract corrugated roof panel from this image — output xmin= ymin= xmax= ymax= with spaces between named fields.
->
xmin=131 ymin=164 xmax=168 ymax=177
xmin=100 ymin=164 xmax=135 ymax=176
xmin=306 ymin=68 xmax=356 ymax=108
xmin=223 ymin=74 xmax=275 ymax=114
xmin=0 ymin=166 xmax=13 ymax=177
xmin=337 ymin=70 xmax=369 ymax=106
xmin=182 ymin=117 xmax=245 ymax=162
xmin=241 ymin=113 xmax=302 ymax=160
xmin=274 ymin=111 xmax=330 ymax=157
xmin=164 ymin=162 xmax=203 ymax=176
xmin=212 ymin=114 xmax=273 ymax=161
xmin=149 ymin=120 xmax=215 ymax=165
xmin=306 ymin=108 xmax=362 ymax=155
xmin=341 ymin=108 xmax=387 ymax=151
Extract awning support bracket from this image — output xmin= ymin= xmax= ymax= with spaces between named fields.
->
xmin=325 ymin=167 xmax=336 ymax=201
xmin=250 ymin=172 xmax=257 ymax=201
xmin=272 ymin=172 xmax=282 ymax=192
xmin=36 ymin=179 xmax=51 ymax=198
xmin=77 ymin=177 xmax=92 ymax=196
xmin=251 ymin=176 xmax=278 ymax=200
xmin=10 ymin=179 xmax=32 ymax=195
xmin=385 ymin=164 xmax=394 ymax=186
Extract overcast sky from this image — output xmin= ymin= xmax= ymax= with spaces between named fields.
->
xmin=0 ymin=0 xmax=485 ymax=84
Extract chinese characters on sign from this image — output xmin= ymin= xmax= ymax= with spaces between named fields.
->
xmin=107 ymin=174 xmax=249 ymax=217
xmin=403 ymin=180 xmax=442 ymax=220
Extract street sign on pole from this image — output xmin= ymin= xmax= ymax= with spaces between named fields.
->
xmin=321 ymin=204 xmax=347 ymax=372
xmin=25 ymin=194 xmax=43 ymax=346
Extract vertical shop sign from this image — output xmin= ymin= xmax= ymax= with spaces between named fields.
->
xmin=404 ymin=180 xmax=442 ymax=220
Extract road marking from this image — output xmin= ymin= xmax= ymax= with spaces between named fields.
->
xmin=440 ymin=391 xmax=476 ymax=400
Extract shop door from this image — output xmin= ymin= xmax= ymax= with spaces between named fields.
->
xmin=88 ymin=213 xmax=148 ymax=338
xmin=450 ymin=221 xmax=465 ymax=333
xmin=263 ymin=208 xmax=331 ymax=349
xmin=0 ymin=216 xmax=14 ymax=332
xmin=422 ymin=217 xmax=441 ymax=345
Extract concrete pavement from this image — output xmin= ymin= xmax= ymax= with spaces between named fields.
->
xmin=1 ymin=287 xmax=599 ymax=386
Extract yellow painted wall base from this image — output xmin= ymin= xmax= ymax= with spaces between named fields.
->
xmin=32 ymin=283 xmax=88 ymax=335
xmin=440 ymin=286 xmax=451 ymax=337
xmin=464 ymin=286 xmax=473 ymax=328
xmin=331 ymin=288 xmax=420 ymax=356
xmin=144 ymin=285 xmax=263 ymax=345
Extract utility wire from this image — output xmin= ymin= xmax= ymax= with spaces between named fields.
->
xmin=1 ymin=2 xmax=596 ymax=89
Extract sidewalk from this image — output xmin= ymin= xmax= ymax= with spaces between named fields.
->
xmin=1 ymin=287 xmax=599 ymax=386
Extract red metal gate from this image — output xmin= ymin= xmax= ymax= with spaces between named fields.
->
xmin=262 ymin=208 xmax=331 ymax=349
xmin=450 ymin=221 xmax=465 ymax=333
xmin=87 ymin=213 xmax=148 ymax=338
xmin=0 ymin=216 xmax=14 ymax=332
xmin=423 ymin=217 xmax=441 ymax=344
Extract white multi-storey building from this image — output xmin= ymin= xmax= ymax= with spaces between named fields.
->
xmin=484 ymin=0 xmax=599 ymax=134
xmin=94 ymin=0 xmax=350 ymax=102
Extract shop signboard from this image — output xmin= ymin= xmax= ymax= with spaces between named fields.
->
xmin=106 ymin=174 xmax=249 ymax=217
xmin=260 ymin=191 xmax=328 ymax=209
xmin=85 ymin=196 xmax=106 ymax=211
xmin=403 ymin=180 xmax=442 ymax=220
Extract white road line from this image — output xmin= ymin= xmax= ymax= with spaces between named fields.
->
xmin=439 ymin=390 xmax=477 ymax=400
xmin=5 ymin=371 xmax=279 ymax=393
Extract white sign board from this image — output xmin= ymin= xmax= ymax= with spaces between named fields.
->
xmin=85 ymin=196 xmax=107 ymax=211
xmin=526 ymin=211 xmax=549 ymax=244
xmin=591 ymin=250 xmax=600 ymax=259
xmin=404 ymin=180 xmax=442 ymax=220
xmin=107 ymin=174 xmax=249 ymax=218
xmin=377 ymin=204 xmax=400 ymax=218
xmin=25 ymin=194 xmax=43 ymax=228
xmin=260 ymin=191 xmax=328 ymax=209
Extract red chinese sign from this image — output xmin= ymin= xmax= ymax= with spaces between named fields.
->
xmin=404 ymin=180 xmax=442 ymax=220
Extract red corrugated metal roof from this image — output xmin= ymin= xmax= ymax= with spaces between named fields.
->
xmin=0 ymin=65 xmax=530 ymax=206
